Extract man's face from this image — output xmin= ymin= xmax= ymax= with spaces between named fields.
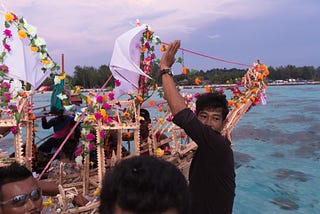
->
xmin=0 ymin=176 xmax=42 ymax=214
xmin=197 ymin=108 xmax=225 ymax=132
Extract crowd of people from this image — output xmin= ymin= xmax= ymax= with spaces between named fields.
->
xmin=1 ymin=40 xmax=236 ymax=214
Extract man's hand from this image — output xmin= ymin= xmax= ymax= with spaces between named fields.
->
xmin=160 ymin=40 xmax=181 ymax=70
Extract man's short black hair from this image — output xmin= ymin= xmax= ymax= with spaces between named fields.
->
xmin=99 ymin=156 xmax=190 ymax=214
xmin=0 ymin=162 xmax=33 ymax=202
xmin=196 ymin=92 xmax=229 ymax=120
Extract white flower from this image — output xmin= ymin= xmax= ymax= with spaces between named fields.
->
xmin=44 ymin=61 xmax=54 ymax=69
xmin=24 ymin=23 xmax=37 ymax=37
xmin=57 ymin=93 xmax=68 ymax=100
xmin=64 ymin=105 xmax=74 ymax=111
xmin=39 ymin=52 xmax=48 ymax=60
xmin=75 ymin=155 xmax=83 ymax=165
xmin=54 ymin=76 xmax=61 ymax=85
xmin=9 ymin=79 xmax=23 ymax=97
xmin=34 ymin=37 xmax=46 ymax=46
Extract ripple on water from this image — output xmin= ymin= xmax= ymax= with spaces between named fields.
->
xmin=274 ymin=168 xmax=309 ymax=182
xmin=271 ymin=197 xmax=299 ymax=211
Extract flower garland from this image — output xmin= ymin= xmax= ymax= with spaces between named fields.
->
xmin=138 ymin=23 xmax=161 ymax=104
xmin=0 ymin=12 xmax=60 ymax=130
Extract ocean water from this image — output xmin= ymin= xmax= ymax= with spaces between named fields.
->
xmin=1 ymin=85 xmax=319 ymax=213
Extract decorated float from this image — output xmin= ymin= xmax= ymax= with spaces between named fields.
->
xmin=0 ymin=6 xmax=269 ymax=213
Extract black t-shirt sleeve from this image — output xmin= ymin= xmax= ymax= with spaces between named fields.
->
xmin=173 ymin=108 xmax=230 ymax=148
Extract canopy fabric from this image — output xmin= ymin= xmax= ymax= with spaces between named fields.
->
xmin=50 ymin=79 xmax=64 ymax=115
xmin=0 ymin=15 xmax=51 ymax=90
xmin=109 ymin=24 xmax=151 ymax=99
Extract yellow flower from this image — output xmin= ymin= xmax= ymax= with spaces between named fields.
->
xmin=159 ymin=118 xmax=164 ymax=124
xmin=41 ymin=59 xmax=50 ymax=65
xmin=5 ymin=13 xmax=15 ymax=22
xmin=18 ymin=30 xmax=27 ymax=39
xmin=93 ymin=188 xmax=100 ymax=197
xmin=30 ymin=46 xmax=39 ymax=52
xmin=58 ymin=73 xmax=66 ymax=80
xmin=43 ymin=197 xmax=53 ymax=207
xmin=100 ymin=109 xmax=107 ymax=117
xmin=86 ymin=96 xmax=92 ymax=104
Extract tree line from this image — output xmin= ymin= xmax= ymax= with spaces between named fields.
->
xmin=41 ymin=64 xmax=320 ymax=90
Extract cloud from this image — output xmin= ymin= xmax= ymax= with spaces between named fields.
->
xmin=208 ymin=34 xmax=220 ymax=40
xmin=2 ymin=0 xmax=320 ymax=74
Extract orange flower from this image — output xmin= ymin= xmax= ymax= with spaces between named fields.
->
xmin=257 ymin=73 xmax=264 ymax=81
xmin=263 ymin=70 xmax=269 ymax=76
xmin=32 ymin=127 xmax=37 ymax=132
xmin=261 ymin=64 xmax=268 ymax=71
xmin=18 ymin=30 xmax=27 ymax=39
xmin=158 ymin=107 xmax=163 ymax=112
xmin=136 ymin=96 xmax=143 ymax=103
xmin=30 ymin=46 xmax=38 ymax=52
xmin=103 ymin=93 xmax=108 ymax=101
xmin=21 ymin=91 xmax=27 ymax=98
xmin=235 ymin=103 xmax=241 ymax=109
xmin=253 ymin=81 xmax=259 ymax=87
xmin=241 ymin=98 xmax=248 ymax=103
xmin=228 ymin=100 xmax=235 ymax=107
xmin=29 ymin=114 xmax=36 ymax=120
xmin=141 ymin=45 xmax=146 ymax=52
xmin=182 ymin=66 xmax=187 ymax=75
xmin=195 ymin=77 xmax=201 ymax=85
xmin=160 ymin=45 xmax=166 ymax=52
xmin=125 ymin=132 xmax=131 ymax=138
xmin=146 ymin=30 xmax=153 ymax=38
xmin=149 ymin=100 xmax=155 ymax=106
xmin=251 ymin=88 xmax=259 ymax=93
xmin=205 ymin=85 xmax=211 ymax=93
xmin=250 ymin=95 xmax=256 ymax=102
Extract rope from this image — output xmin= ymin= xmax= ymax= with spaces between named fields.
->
xmin=161 ymin=41 xmax=252 ymax=67
xmin=37 ymin=75 xmax=113 ymax=180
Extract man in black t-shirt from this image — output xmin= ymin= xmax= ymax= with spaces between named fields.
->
xmin=160 ymin=40 xmax=235 ymax=214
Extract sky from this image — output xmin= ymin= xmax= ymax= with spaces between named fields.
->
xmin=2 ymin=0 xmax=320 ymax=76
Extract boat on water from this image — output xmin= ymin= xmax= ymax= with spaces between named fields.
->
xmin=0 ymin=10 xmax=269 ymax=213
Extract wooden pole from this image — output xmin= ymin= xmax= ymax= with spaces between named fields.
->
xmin=61 ymin=53 xmax=65 ymax=73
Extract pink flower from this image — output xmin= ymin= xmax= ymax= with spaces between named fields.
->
xmin=108 ymin=92 xmax=115 ymax=100
xmin=10 ymin=126 xmax=18 ymax=134
xmin=94 ymin=112 xmax=102 ymax=120
xmin=115 ymin=79 xmax=121 ymax=87
xmin=88 ymin=143 xmax=94 ymax=150
xmin=85 ymin=133 xmax=95 ymax=141
xmin=2 ymin=81 xmax=10 ymax=88
xmin=100 ymin=130 xmax=105 ymax=138
xmin=9 ymin=104 xmax=18 ymax=111
xmin=144 ymin=42 xmax=149 ymax=48
xmin=3 ymin=29 xmax=12 ymax=38
xmin=4 ymin=94 xmax=11 ymax=102
xmin=74 ymin=147 xmax=83 ymax=157
xmin=96 ymin=95 xmax=103 ymax=103
xmin=4 ymin=43 xmax=11 ymax=52
xmin=102 ymin=103 xmax=111 ymax=110
xmin=194 ymin=93 xmax=200 ymax=99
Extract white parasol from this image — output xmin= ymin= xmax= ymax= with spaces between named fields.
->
xmin=109 ymin=24 xmax=151 ymax=99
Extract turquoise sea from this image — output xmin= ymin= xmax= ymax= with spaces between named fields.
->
xmin=1 ymin=84 xmax=319 ymax=213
